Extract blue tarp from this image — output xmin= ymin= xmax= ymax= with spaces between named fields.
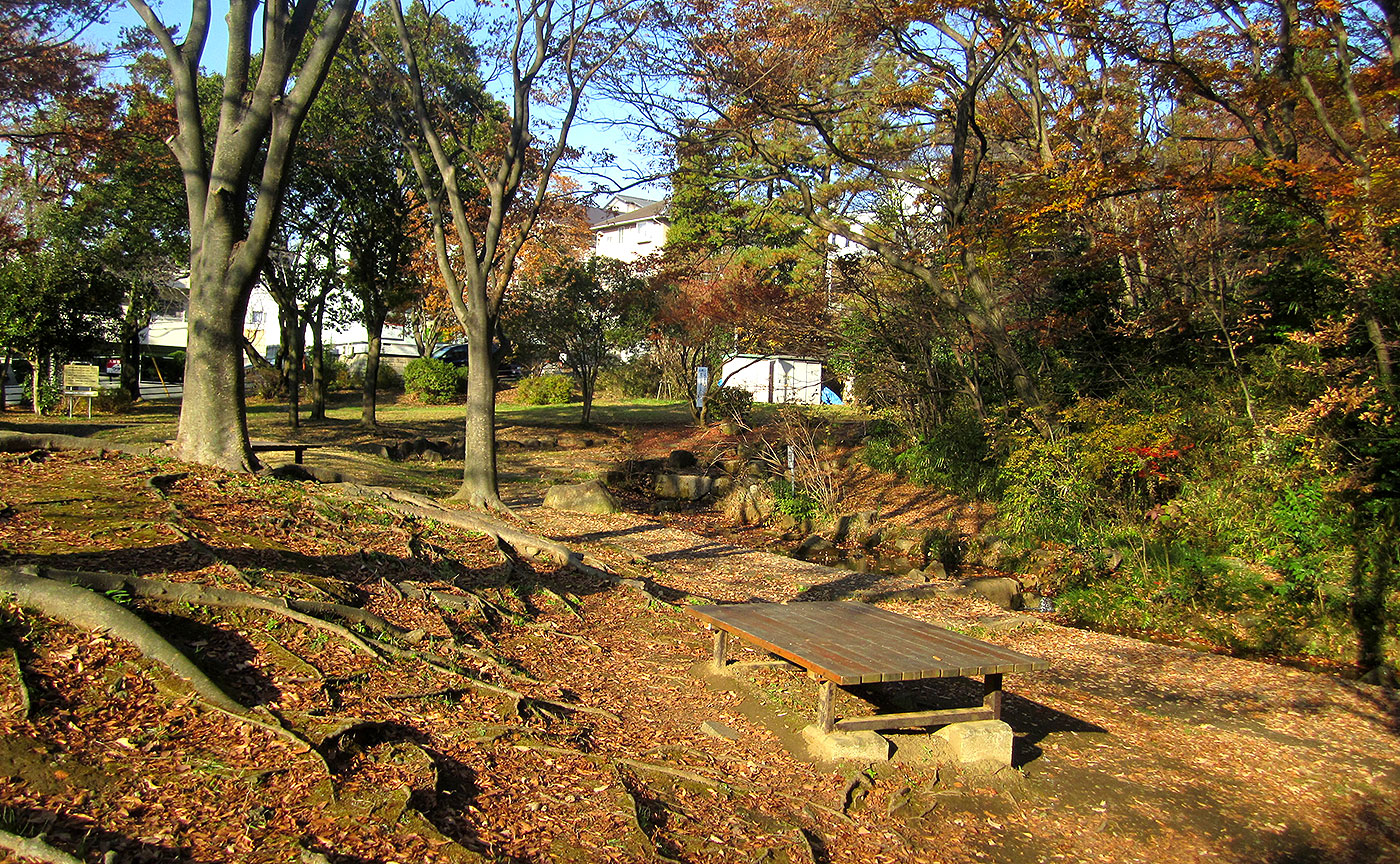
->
xmin=821 ymin=386 xmax=844 ymax=405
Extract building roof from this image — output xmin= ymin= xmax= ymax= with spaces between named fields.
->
xmin=607 ymin=193 xmax=661 ymax=212
xmin=591 ymin=198 xmax=669 ymax=231
xmin=583 ymin=205 xmax=616 ymax=227
xmin=724 ymin=354 xmax=823 ymax=364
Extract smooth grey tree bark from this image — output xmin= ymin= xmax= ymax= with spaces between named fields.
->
xmin=127 ymin=0 xmax=356 ymax=470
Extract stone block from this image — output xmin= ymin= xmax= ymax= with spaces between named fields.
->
xmin=699 ymin=720 xmax=741 ymax=741
xmin=932 ymin=720 xmax=1012 ymax=767
xmin=721 ymin=459 xmax=746 ymax=476
xmin=655 ymin=473 xmax=713 ymax=500
xmin=544 ymin=480 xmax=622 ymax=515
xmin=665 ymin=449 xmax=697 ymax=469
xmin=796 ymin=534 xmax=835 ymax=558
xmin=801 ymin=725 xmax=890 ymax=762
xmin=831 ymin=510 xmax=879 ymax=543
xmin=964 ymin=576 xmax=1024 ymax=610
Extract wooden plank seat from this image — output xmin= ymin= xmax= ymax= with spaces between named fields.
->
xmin=164 ymin=440 xmax=320 ymax=464
xmin=687 ymin=601 xmax=1049 ymax=733
xmin=249 ymin=441 xmax=317 ymax=463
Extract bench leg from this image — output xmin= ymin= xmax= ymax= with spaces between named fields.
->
xmin=816 ymin=679 xmax=836 ymax=733
xmin=983 ymin=673 xmax=1003 ymax=721
xmin=711 ymin=628 xmax=728 ymax=670
xmin=295 ymin=449 xmax=304 ymax=464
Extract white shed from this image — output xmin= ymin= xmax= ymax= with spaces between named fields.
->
xmin=720 ymin=355 xmax=824 ymax=405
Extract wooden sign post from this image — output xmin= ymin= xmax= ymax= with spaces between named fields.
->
xmin=62 ymin=363 xmax=99 ymax=418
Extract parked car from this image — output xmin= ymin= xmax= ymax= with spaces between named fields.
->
xmin=431 ymin=343 xmax=471 ymax=367
xmin=432 ymin=344 xmax=524 ymax=381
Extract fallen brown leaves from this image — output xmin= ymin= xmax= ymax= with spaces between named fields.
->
xmin=1 ymin=449 xmax=1398 ymax=864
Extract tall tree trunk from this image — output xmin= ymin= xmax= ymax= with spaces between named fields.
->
xmin=129 ymin=0 xmax=357 ymax=472
xmin=121 ymin=327 xmax=143 ymax=402
xmin=287 ymin=319 xmax=303 ymax=430
xmin=309 ymin=302 xmax=327 ymax=421
xmin=120 ymin=294 xmax=146 ymax=402
xmin=29 ymin=353 xmax=40 ymax=416
xmin=960 ymin=255 xmax=1048 ymax=428
xmin=361 ymin=319 xmax=384 ymax=428
xmin=175 ymin=242 xmax=255 ymax=471
xmin=1368 ymin=316 xmax=1393 ymax=396
xmin=278 ymin=304 xmax=297 ymax=399
xmin=452 ymin=313 xmax=501 ymax=508
xmin=579 ymin=366 xmax=594 ymax=425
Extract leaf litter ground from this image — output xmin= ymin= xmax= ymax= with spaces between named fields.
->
xmin=0 ymin=449 xmax=1397 ymax=864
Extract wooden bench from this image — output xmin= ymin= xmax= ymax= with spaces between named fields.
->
xmin=687 ymin=601 xmax=1048 ymax=733
xmin=164 ymin=440 xmax=320 ymax=464
xmin=249 ymin=440 xmax=318 ymax=464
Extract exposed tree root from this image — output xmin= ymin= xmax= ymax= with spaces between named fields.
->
xmin=510 ymin=738 xmax=723 ymax=788
xmin=1 ymin=566 xmax=247 ymax=713
xmin=0 ymin=432 xmax=155 ymax=458
xmin=146 ymin=473 xmax=259 ymax=588
xmin=334 ymin=484 xmax=576 ymax=565
xmin=42 ymin=567 xmax=389 ymax=660
xmin=0 ymin=829 xmax=83 ymax=864
xmin=795 ymin=827 xmax=823 ymax=864
xmin=0 ymin=565 xmax=309 ymax=750
xmin=330 ymin=484 xmax=684 ymax=607
xmin=1 ymin=644 xmax=30 ymax=719
xmin=615 ymin=756 xmax=724 ymax=789
xmin=28 ymin=565 xmax=609 ymax=721
xmin=410 ymin=652 xmax=619 ymax=722
xmin=167 ymin=522 xmax=258 ymax=588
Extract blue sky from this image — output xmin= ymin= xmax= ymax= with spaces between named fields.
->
xmin=92 ymin=1 xmax=665 ymax=200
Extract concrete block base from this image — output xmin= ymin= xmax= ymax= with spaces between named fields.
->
xmin=801 ymin=725 xmax=890 ymax=762
xmin=932 ymin=720 xmax=1013 ymax=767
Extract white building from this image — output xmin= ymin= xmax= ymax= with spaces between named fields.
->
xmin=590 ymin=194 xmax=669 ymax=262
xmin=720 ymin=354 xmax=824 ymax=405
xmin=143 ymin=279 xmax=279 ymax=360
xmin=143 ymin=277 xmax=418 ymax=366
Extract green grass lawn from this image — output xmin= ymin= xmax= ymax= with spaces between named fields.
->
xmin=2 ymin=391 xmax=700 ymax=446
xmin=3 ymin=389 xmax=863 ymax=449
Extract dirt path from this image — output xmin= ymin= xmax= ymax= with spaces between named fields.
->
xmin=516 ymin=501 xmax=845 ymax=602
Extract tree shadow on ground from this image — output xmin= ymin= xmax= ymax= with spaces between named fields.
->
xmin=0 ymin=805 xmax=214 ymax=864
xmin=0 ymin=421 xmax=129 ymax=436
xmin=1258 ymin=791 xmax=1400 ymax=864
xmin=851 ymin=676 xmax=1106 ymax=767
xmin=316 ymin=719 xmax=504 ymax=862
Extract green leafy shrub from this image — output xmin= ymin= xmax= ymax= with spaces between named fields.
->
xmin=861 ymin=411 xmax=997 ymax=497
xmin=250 ymin=367 xmax=283 ymax=399
xmin=999 ymin=437 xmax=1098 ymax=545
xmin=325 ymin=356 xmax=352 ymax=391
xmin=21 ymin=376 xmax=62 ymax=414
xmin=1265 ymin=480 xmax=1344 ymax=605
xmin=596 ymin=356 xmax=662 ymax=398
xmin=704 ymin=385 xmax=753 ymax=425
xmin=770 ymin=477 xmax=819 ymax=521
xmin=93 ymin=387 xmax=133 ymax=414
xmin=403 ymin=357 xmax=462 ymax=404
xmin=516 ymin=373 xmax=574 ymax=405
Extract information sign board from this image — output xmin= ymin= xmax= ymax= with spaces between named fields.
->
xmin=63 ymin=363 xmax=99 ymax=393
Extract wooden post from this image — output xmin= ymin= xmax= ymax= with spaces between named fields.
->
xmin=711 ymin=628 xmax=728 ymax=670
xmin=816 ymin=679 xmax=836 ymax=733
xmin=983 ymin=673 xmax=1003 ymax=720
